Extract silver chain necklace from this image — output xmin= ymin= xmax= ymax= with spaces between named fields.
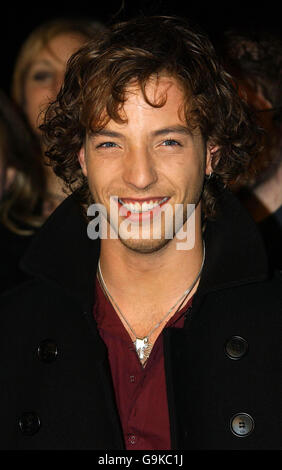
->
xmin=97 ymin=242 xmax=205 ymax=365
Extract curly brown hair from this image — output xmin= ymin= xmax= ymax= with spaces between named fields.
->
xmin=42 ymin=16 xmax=262 ymax=219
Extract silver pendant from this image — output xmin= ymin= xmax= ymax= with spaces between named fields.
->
xmin=134 ymin=337 xmax=151 ymax=361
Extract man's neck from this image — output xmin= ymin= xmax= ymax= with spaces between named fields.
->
xmin=98 ymin=208 xmax=204 ymax=314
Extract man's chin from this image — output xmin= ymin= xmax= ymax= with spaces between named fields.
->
xmin=119 ymin=235 xmax=171 ymax=254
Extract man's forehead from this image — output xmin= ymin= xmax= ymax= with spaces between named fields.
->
xmin=87 ymin=74 xmax=188 ymax=134
xmin=117 ymin=79 xmax=185 ymax=120
xmin=124 ymin=75 xmax=184 ymax=102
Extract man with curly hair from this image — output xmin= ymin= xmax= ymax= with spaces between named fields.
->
xmin=0 ymin=16 xmax=280 ymax=450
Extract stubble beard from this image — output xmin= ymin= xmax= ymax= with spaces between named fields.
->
xmin=92 ymin=181 xmax=204 ymax=254
xmin=117 ymin=203 xmax=190 ymax=254
xmin=119 ymin=230 xmax=173 ymax=254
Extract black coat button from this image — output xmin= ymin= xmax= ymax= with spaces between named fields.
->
xmin=225 ymin=336 xmax=248 ymax=360
xmin=19 ymin=412 xmax=41 ymax=436
xmin=37 ymin=339 xmax=58 ymax=363
xmin=230 ymin=413 xmax=254 ymax=437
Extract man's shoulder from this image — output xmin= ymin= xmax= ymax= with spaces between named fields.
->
xmin=0 ymin=278 xmax=42 ymax=306
xmin=208 ymin=270 xmax=282 ymax=322
xmin=0 ymin=277 xmax=59 ymax=302
xmin=233 ymin=269 xmax=281 ymax=300
xmin=251 ymin=269 xmax=282 ymax=302
xmin=0 ymin=277 xmax=78 ymax=325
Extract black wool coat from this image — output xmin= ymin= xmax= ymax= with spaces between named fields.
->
xmin=0 ymin=190 xmax=281 ymax=450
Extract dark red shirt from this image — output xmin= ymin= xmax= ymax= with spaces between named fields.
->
xmin=93 ymin=276 xmax=193 ymax=450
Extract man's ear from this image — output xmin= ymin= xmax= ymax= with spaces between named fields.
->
xmin=205 ymin=144 xmax=219 ymax=176
xmin=78 ymin=146 xmax=88 ymax=177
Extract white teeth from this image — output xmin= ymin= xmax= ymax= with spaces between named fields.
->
xmin=129 ymin=202 xmax=140 ymax=212
xmin=142 ymin=202 xmax=151 ymax=212
xmin=119 ymin=197 xmax=168 ymax=213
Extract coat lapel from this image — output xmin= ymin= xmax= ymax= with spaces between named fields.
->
xmin=21 ymin=193 xmax=100 ymax=310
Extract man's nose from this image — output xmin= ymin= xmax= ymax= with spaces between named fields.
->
xmin=122 ymin=147 xmax=158 ymax=190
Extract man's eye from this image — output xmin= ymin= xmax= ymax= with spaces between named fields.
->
xmin=32 ymin=71 xmax=53 ymax=82
xmin=162 ymin=139 xmax=181 ymax=146
xmin=97 ymin=142 xmax=118 ymax=148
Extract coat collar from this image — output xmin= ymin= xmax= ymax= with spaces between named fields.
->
xmin=199 ymin=188 xmax=269 ymax=295
xmin=21 ymin=193 xmax=100 ymax=310
xmin=21 ymin=189 xmax=269 ymax=307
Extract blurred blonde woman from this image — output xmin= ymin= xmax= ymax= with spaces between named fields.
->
xmin=11 ymin=17 xmax=106 ymax=220
xmin=0 ymin=18 xmax=106 ymax=293
xmin=0 ymin=89 xmax=45 ymax=292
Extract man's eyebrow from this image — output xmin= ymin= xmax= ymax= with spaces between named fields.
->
xmin=89 ymin=125 xmax=192 ymax=139
xmin=151 ymin=126 xmax=192 ymax=137
xmin=90 ymin=129 xmax=124 ymax=139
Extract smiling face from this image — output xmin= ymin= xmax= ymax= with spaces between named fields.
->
xmin=79 ymin=75 xmax=213 ymax=253
xmin=24 ymin=32 xmax=86 ymax=134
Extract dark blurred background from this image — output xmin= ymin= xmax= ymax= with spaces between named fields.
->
xmin=2 ymin=0 xmax=281 ymax=95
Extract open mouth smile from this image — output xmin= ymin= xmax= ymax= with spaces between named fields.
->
xmin=118 ymin=197 xmax=169 ymax=213
xmin=117 ymin=197 xmax=170 ymax=221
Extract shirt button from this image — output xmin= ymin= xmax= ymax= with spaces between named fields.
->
xmin=225 ymin=336 xmax=248 ymax=360
xmin=37 ymin=339 xmax=58 ymax=363
xmin=128 ymin=434 xmax=137 ymax=445
xmin=19 ymin=411 xmax=41 ymax=436
xmin=130 ymin=375 xmax=135 ymax=383
xmin=230 ymin=413 xmax=255 ymax=437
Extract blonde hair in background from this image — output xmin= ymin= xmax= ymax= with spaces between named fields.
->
xmin=12 ymin=17 xmax=107 ymax=107
xmin=2 ymin=18 xmax=106 ymax=235
xmin=0 ymin=90 xmax=45 ymax=235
